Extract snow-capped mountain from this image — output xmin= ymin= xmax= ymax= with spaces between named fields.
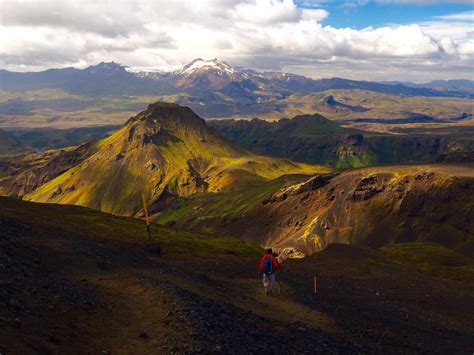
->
xmin=1 ymin=58 xmax=467 ymax=100
xmin=177 ymin=58 xmax=236 ymax=76
xmin=127 ymin=58 xmax=321 ymax=91
xmin=171 ymin=58 xmax=248 ymax=90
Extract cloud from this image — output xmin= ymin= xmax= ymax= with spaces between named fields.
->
xmin=232 ymin=0 xmax=300 ymax=24
xmin=230 ymin=0 xmax=328 ymax=24
xmin=301 ymin=8 xmax=330 ymax=21
xmin=0 ymin=0 xmax=472 ymax=81
xmin=434 ymin=10 xmax=474 ymax=21
xmin=0 ymin=0 xmax=146 ymax=37
xmin=375 ymin=0 xmax=473 ymax=4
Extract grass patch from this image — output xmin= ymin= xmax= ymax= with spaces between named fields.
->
xmin=158 ymin=174 xmax=311 ymax=226
xmin=381 ymin=242 xmax=474 ymax=282
xmin=0 ymin=197 xmax=261 ymax=258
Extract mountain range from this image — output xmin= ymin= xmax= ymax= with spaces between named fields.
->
xmin=2 ymin=59 xmax=472 ymax=99
xmin=1 ymin=58 xmax=472 ymax=129
xmin=382 ymin=79 xmax=474 ymax=95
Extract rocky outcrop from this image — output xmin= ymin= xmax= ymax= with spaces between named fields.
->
xmin=351 ymin=174 xmax=385 ymax=201
xmin=344 ymin=134 xmax=364 ymax=146
xmin=0 ymin=142 xmax=94 ymax=196
xmin=264 ymin=174 xmax=334 ymax=204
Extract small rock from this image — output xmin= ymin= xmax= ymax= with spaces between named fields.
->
xmin=139 ymin=330 xmax=149 ymax=339
xmin=144 ymin=243 xmax=161 ymax=255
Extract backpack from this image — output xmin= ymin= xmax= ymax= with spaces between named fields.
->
xmin=262 ymin=255 xmax=273 ymax=274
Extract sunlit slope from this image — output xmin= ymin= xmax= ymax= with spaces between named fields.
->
xmin=160 ymin=164 xmax=474 ymax=256
xmin=26 ymin=103 xmax=328 ymax=216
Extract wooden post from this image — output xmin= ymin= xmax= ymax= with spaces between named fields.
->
xmin=277 ymin=273 xmax=281 ymax=295
xmin=141 ymin=194 xmax=152 ymax=243
xmin=313 ymin=275 xmax=317 ymax=295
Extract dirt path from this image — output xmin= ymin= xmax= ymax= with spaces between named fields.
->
xmin=70 ymin=271 xmax=179 ymax=353
xmin=153 ymin=249 xmax=474 ymax=353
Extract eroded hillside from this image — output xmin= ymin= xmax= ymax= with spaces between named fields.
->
xmin=160 ymin=164 xmax=474 ymax=256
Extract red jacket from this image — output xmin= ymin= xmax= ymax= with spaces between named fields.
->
xmin=259 ymin=253 xmax=280 ymax=272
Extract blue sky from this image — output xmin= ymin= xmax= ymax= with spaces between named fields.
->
xmin=297 ymin=1 xmax=473 ymax=28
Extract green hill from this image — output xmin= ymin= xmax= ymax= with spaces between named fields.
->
xmin=0 ymin=129 xmax=30 ymax=156
xmin=0 ymin=196 xmax=260 ymax=256
xmin=23 ymin=103 xmax=328 ymax=216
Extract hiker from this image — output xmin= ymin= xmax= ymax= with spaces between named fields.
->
xmin=259 ymin=248 xmax=280 ymax=295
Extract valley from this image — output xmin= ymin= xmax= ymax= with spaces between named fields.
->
xmin=1 ymin=103 xmax=472 ymax=258
xmin=0 ymin=60 xmax=472 ymax=130
xmin=1 ymin=60 xmax=471 ymax=178
xmin=210 ymin=114 xmax=474 ymax=167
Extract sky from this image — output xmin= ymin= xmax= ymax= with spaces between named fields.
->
xmin=0 ymin=0 xmax=473 ymax=82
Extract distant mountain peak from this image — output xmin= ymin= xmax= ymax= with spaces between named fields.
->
xmin=124 ymin=102 xmax=213 ymax=147
xmin=177 ymin=58 xmax=235 ymax=76
xmin=133 ymin=102 xmax=205 ymax=127
xmin=141 ymin=102 xmax=198 ymax=119
xmin=85 ymin=61 xmax=128 ymax=75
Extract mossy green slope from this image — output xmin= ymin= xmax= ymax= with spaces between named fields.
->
xmin=0 ymin=196 xmax=261 ymax=257
xmin=381 ymin=242 xmax=474 ymax=282
xmin=25 ymin=103 xmax=328 ymax=216
xmin=158 ymin=174 xmax=312 ymax=234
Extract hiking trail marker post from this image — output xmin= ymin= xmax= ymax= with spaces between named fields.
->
xmin=141 ymin=194 xmax=152 ymax=244
xmin=141 ymin=195 xmax=161 ymax=255
xmin=277 ymin=272 xmax=281 ymax=295
xmin=313 ymin=275 xmax=317 ymax=296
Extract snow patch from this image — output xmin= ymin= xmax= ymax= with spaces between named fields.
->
xmin=125 ymin=65 xmax=180 ymax=74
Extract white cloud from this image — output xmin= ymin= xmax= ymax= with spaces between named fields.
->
xmin=232 ymin=0 xmax=300 ymax=24
xmin=0 ymin=0 xmax=146 ymax=37
xmin=301 ymin=8 xmax=330 ymax=21
xmin=0 ymin=0 xmax=472 ymax=80
xmin=435 ymin=10 xmax=474 ymax=21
